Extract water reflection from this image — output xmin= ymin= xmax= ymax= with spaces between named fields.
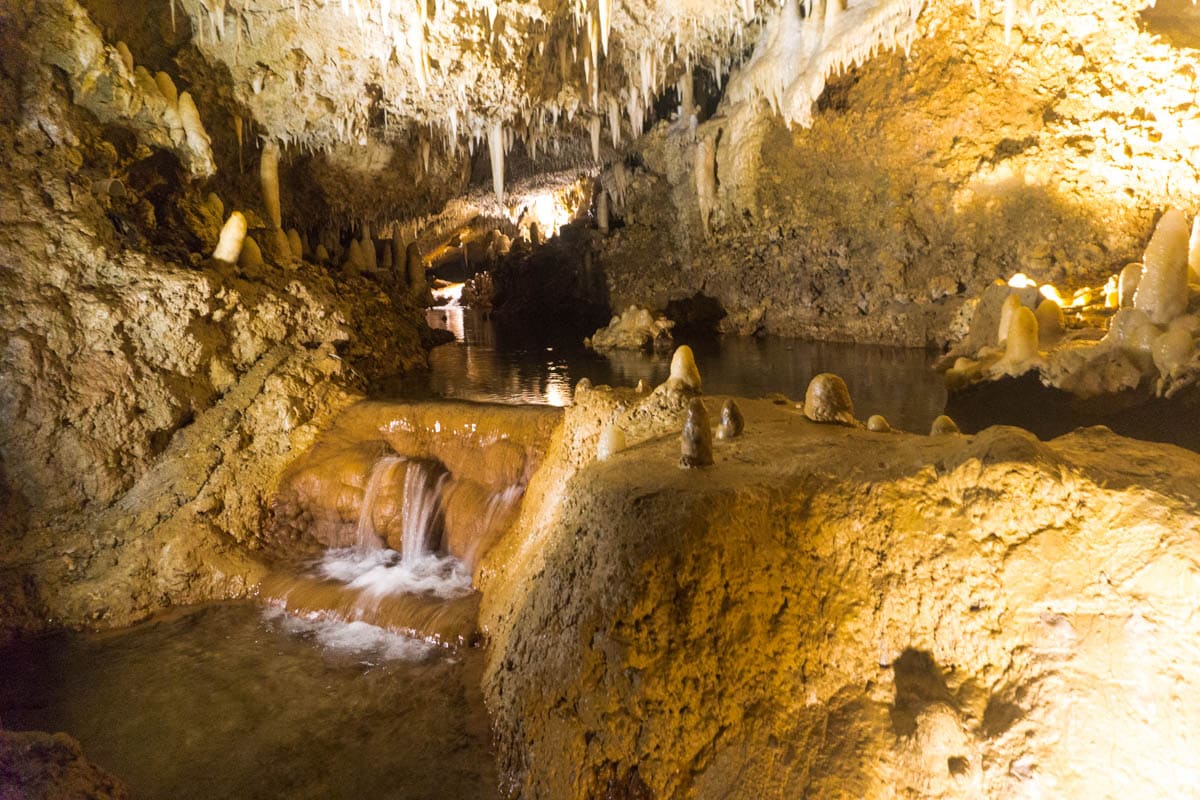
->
xmin=388 ymin=309 xmax=947 ymax=432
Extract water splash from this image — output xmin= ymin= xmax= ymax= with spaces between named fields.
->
xmin=354 ymin=455 xmax=404 ymax=550
xmin=401 ymin=460 xmax=449 ymax=562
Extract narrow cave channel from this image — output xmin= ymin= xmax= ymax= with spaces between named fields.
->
xmin=4 ymin=1 xmax=1200 ymax=798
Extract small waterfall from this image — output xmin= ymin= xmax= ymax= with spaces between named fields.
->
xmin=354 ymin=456 xmax=404 ymax=550
xmin=400 ymin=460 xmax=449 ymax=562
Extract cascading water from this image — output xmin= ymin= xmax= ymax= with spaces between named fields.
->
xmin=399 ymin=460 xmax=449 ymax=562
xmin=353 ymin=455 xmax=404 ymax=550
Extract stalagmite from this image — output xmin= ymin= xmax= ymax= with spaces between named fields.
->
xmin=997 ymin=293 xmax=1023 ymax=344
xmin=116 ymin=41 xmax=134 ymax=74
xmin=667 ymin=345 xmax=702 ymax=392
xmin=1153 ymin=327 xmax=1194 ymax=379
xmin=287 ymin=229 xmax=304 ymax=260
xmin=406 ymin=242 xmax=428 ymax=299
xmin=635 ymin=379 xmax=649 ymax=394
xmin=177 ymin=92 xmax=212 ymax=156
xmin=260 ymin=140 xmax=282 ymax=230
xmin=596 ymin=188 xmax=610 ymax=234
xmin=391 ymin=231 xmax=406 ymax=284
xmin=238 ymin=235 xmax=264 ymax=269
xmin=716 ymin=399 xmax=744 ymax=440
xmin=930 ymin=415 xmax=960 ymax=436
xmin=315 ymin=243 xmax=330 ymax=263
xmin=1119 ymin=263 xmax=1142 ymax=309
xmin=1134 ymin=209 xmax=1190 ymax=325
xmin=694 ymin=135 xmax=717 ymax=239
xmin=803 ymin=373 xmax=855 ymax=425
xmin=679 ymin=398 xmax=714 ymax=468
xmin=597 ymin=424 xmax=626 ymax=461
xmin=1035 ymin=298 xmax=1064 ymax=344
xmin=212 ymin=211 xmax=247 ymax=263
xmin=346 ymin=239 xmax=364 ymax=272
xmin=1002 ymin=305 xmax=1040 ymax=364
xmin=589 ymin=116 xmax=601 ymax=163
xmin=155 ymin=72 xmax=178 ymax=107
xmin=488 ymin=121 xmax=504 ymax=203
xmin=866 ymin=414 xmax=891 ymax=433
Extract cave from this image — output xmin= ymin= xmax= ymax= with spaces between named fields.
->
xmin=3 ymin=0 xmax=1200 ymax=797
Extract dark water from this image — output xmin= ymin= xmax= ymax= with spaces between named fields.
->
xmin=380 ymin=307 xmax=947 ymax=433
xmin=0 ymin=603 xmax=498 ymax=800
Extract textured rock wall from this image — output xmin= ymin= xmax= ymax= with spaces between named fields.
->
xmin=480 ymin=391 xmax=1200 ymax=798
xmin=0 ymin=0 xmax=430 ymax=641
xmin=600 ymin=0 xmax=1200 ymax=347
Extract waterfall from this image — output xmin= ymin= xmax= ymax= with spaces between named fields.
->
xmin=353 ymin=456 xmax=404 ymax=550
xmin=400 ymin=460 xmax=449 ymax=562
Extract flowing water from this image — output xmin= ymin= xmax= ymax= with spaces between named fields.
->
xmin=0 ymin=300 xmax=951 ymax=799
xmin=380 ymin=306 xmax=949 ymax=433
xmin=0 ymin=603 xmax=498 ymax=800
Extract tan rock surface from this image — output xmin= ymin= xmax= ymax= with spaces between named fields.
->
xmin=481 ymin=393 xmax=1200 ymax=798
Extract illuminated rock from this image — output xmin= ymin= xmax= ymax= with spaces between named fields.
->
xmin=866 ymin=414 xmax=891 ymax=433
xmin=597 ymin=424 xmax=626 ymax=461
xmin=930 ymin=414 xmax=960 ymax=435
xmin=803 ymin=373 xmax=855 ymax=425
xmin=587 ymin=307 xmax=673 ymax=352
xmin=212 ymin=211 xmax=247 ymax=263
xmin=1152 ymin=327 xmax=1193 ymax=379
xmin=1118 ymin=262 xmax=1142 ymax=309
xmin=694 ymin=136 xmax=717 ymax=238
xmin=1134 ymin=209 xmax=1190 ymax=325
xmin=679 ymin=398 xmax=713 ymax=468
xmin=997 ymin=293 xmax=1023 ymax=344
xmin=1035 ymin=298 xmax=1064 ymax=344
xmin=667 ymin=345 xmax=702 ymax=393
xmin=716 ymin=399 xmax=745 ymax=440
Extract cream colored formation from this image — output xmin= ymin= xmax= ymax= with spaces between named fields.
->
xmin=947 ymin=208 xmax=1200 ymax=399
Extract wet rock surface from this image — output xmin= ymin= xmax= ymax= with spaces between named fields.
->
xmin=0 ymin=728 xmax=129 ymax=800
xmin=480 ymin=391 xmax=1200 ymax=798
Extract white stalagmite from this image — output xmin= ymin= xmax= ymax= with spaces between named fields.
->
xmin=260 ymin=140 xmax=282 ymax=230
xmin=1119 ymin=263 xmax=1142 ymax=309
xmin=1003 ymin=306 xmax=1039 ymax=363
xmin=213 ymin=211 xmax=247 ymax=263
xmin=694 ymin=135 xmax=717 ymax=238
xmin=597 ymin=423 xmax=626 ymax=461
xmin=997 ymin=293 xmax=1023 ymax=344
xmin=667 ymin=345 xmax=702 ymax=392
xmin=1153 ymin=327 xmax=1194 ymax=379
xmin=488 ymin=121 xmax=504 ymax=203
xmin=1189 ymin=215 xmax=1200 ymax=283
xmin=1134 ymin=209 xmax=1190 ymax=325
xmin=177 ymin=92 xmax=212 ymax=156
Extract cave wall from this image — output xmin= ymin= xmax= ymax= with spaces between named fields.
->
xmin=0 ymin=0 xmax=432 ymax=641
xmin=600 ymin=0 xmax=1200 ymax=346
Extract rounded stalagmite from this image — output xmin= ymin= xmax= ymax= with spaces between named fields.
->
xmin=679 ymin=398 xmax=714 ymax=468
xmin=716 ymin=398 xmax=744 ymax=440
xmin=866 ymin=414 xmax=891 ymax=433
xmin=597 ymin=423 xmax=626 ymax=461
xmin=212 ymin=211 xmax=247 ymax=264
xmin=667 ymin=345 xmax=702 ymax=392
xmin=930 ymin=415 xmax=961 ymax=436
xmin=803 ymin=373 xmax=856 ymax=425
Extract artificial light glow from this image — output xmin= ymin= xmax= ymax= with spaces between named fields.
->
xmin=1039 ymin=284 xmax=1065 ymax=307
xmin=1008 ymin=272 xmax=1038 ymax=289
xmin=431 ymin=282 xmax=464 ymax=307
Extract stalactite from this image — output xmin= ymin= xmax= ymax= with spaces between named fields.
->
xmin=488 ymin=121 xmax=505 ymax=204
xmin=178 ymin=92 xmax=212 ymax=154
xmin=234 ymin=115 xmax=244 ymax=173
xmin=589 ymin=115 xmax=601 ymax=162
xmin=607 ymin=95 xmax=621 ymax=148
xmin=694 ymin=135 xmax=717 ymax=239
